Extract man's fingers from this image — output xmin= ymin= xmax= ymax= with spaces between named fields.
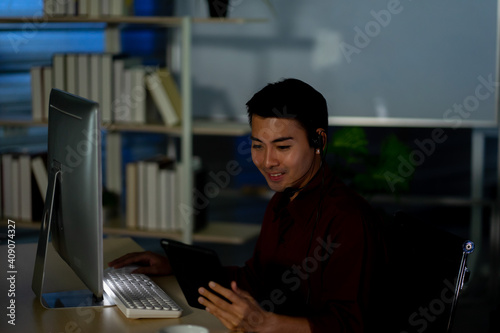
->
xmin=132 ymin=266 xmax=155 ymax=275
xmin=108 ymin=251 xmax=166 ymax=271
xmin=207 ymin=281 xmax=243 ymax=304
xmin=199 ymin=286 xmax=232 ymax=308
xmin=198 ymin=292 xmax=243 ymax=330
xmin=108 ymin=252 xmax=145 ymax=268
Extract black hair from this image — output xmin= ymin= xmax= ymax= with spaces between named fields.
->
xmin=246 ymin=78 xmax=328 ymax=146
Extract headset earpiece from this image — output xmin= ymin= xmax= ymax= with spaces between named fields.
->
xmin=311 ymin=131 xmax=325 ymax=150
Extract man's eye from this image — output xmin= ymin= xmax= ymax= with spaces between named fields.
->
xmin=252 ymin=144 xmax=262 ymax=149
xmin=277 ymin=146 xmax=290 ymax=150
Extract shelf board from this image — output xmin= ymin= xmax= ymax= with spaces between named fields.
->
xmin=192 ymin=119 xmax=250 ymax=136
xmin=0 ymin=120 xmax=48 ymax=127
xmin=105 ymin=122 xmax=182 ymax=134
xmin=0 ymin=16 xmax=267 ymax=26
xmin=0 ymin=119 xmax=250 ymax=136
xmin=2 ymin=220 xmax=261 ymax=245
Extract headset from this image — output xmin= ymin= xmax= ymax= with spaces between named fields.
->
xmin=311 ymin=131 xmax=324 ymax=152
xmin=281 ymin=128 xmax=328 ymax=305
xmin=282 ymin=129 xmax=326 ymax=198
xmin=306 ymin=129 xmax=327 ymax=305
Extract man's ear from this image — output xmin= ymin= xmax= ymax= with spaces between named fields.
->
xmin=313 ymin=128 xmax=327 ymax=152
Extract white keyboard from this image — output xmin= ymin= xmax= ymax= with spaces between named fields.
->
xmin=103 ymin=266 xmax=183 ymax=319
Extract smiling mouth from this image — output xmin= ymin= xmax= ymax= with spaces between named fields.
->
xmin=268 ymin=172 xmax=284 ymax=181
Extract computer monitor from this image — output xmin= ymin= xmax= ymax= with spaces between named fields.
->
xmin=32 ymin=88 xmax=112 ymax=308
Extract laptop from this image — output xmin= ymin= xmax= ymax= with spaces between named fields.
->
xmin=160 ymin=238 xmax=230 ymax=309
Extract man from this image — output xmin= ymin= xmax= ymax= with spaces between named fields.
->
xmin=109 ymin=79 xmax=386 ymax=332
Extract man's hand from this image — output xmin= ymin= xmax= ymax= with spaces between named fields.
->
xmin=108 ymin=251 xmax=172 ymax=276
xmin=198 ymin=281 xmax=275 ymax=332
xmin=198 ymin=281 xmax=312 ymax=333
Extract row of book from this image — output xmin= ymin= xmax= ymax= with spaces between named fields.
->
xmin=125 ymin=155 xmax=208 ymax=232
xmin=125 ymin=156 xmax=181 ymax=232
xmin=0 ymin=133 xmax=126 ymax=221
xmin=0 ymin=153 xmax=47 ymax=222
xmin=0 ymin=149 xmax=208 ymax=231
xmin=31 ymin=53 xmax=182 ymax=127
xmin=44 ymin=0 xmax=134 ymax=17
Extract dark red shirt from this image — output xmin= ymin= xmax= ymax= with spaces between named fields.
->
xmin=226 ymin=165 xmax=387 ymax=332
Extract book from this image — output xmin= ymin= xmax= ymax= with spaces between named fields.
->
xmin=42 ymin=67 xmax=52 ymax=122
xmin=109 ymin=0 xmax=123 ymax=16
xmin=1 ymin=154 xmax=13 ymax=218
xmin=78 ymin=0 xmax=89 ymax=16
xmin=125 ymin=162 xmax=137 ymax=229
xmin=77 ymin=54 xmax=90 ymax=99
xmin=11 ymin=159 xmax=19 ymax=219
xmin=158 ymin=169 xmax=169 ymax=230
xmin=137 ymin=161 xmax=147 ymax=229
xmin=19 ymin=155 xmax=32 ymax=221
xmin=129 ymin=66 xmax=146 ymax=124
xmin=31 ymin=155 xmax=48 ymax=203
xmin=106 ymin=132 xmax=122 ymax=195
xmin=90 ymin=54 xmax=101 ymax=107
xmin=167 ymin=166 xmax=178 ymax=230
xmin=54 ymin=0 xmax=67 ymax=15
xmin=52 ymin=54 xmax=66 ymax=92
xmin=66 ymin=54 xmax=78 ymax=95
xmin=116 ymin=67 xmax=132 ymax=123
xmin=158 ymin=68 xmax=182 ymax=122
xmin=30 ymin=66 xmax=44 ymax=122
xmin=146 ymin=160 xmax=159 ymax=230
xmin=67 ymin=0 xmax=77 ymax=15
xmin=113 ymin=56 xmax=142 ymax=123
xmin=157 ymin=156 xmax=176 ymax=231
xmin=44 ymin=0 xmax=55 ymax=16
xmin=105 ymin=27 xmax=121 ymax=53
xmin=101 ymin=53 xmax=113 ymax=122
xmin=145 ymin=70 xmax=180 ymax=127
xmin=101 ymin=0 xmax=111 ymax=16
xmin=89 ymin=0 xmax=100 ymax=17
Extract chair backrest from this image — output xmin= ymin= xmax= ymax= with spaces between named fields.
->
xmin=381 ymin=211 xmax=474 ymax=333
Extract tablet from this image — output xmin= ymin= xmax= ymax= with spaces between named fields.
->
xmin=160 ymin=238 xmax=230 ymax=309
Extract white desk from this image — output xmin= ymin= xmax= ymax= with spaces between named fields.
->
xmin=0 ymin=237 xmax=228 ymax=332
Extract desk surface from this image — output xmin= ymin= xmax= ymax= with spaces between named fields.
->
xmin=0 ymin=237 xmax=228 ymax=333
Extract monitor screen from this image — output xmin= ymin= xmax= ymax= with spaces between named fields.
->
xmin=32 ymin=88 xmax=106 ymax=307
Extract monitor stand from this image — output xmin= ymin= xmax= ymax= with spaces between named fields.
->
xmin=31 ymin=167 xmax=113 ymax=309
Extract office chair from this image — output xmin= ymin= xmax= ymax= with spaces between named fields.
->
xmin=381 ymin=211 xmax=474 ymax=333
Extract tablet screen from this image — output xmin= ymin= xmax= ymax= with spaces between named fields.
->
xmin=160 ymin=238 xmax=230 ymax=309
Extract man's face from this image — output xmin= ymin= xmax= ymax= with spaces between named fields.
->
xmin=250 ymin=115 xmax=318 ymax=193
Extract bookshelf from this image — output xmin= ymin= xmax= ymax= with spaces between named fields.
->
xmin=0 ymin=15 xmax=260 ymax=245
xmin=0 ymin=16 xmax=266 ymax=25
